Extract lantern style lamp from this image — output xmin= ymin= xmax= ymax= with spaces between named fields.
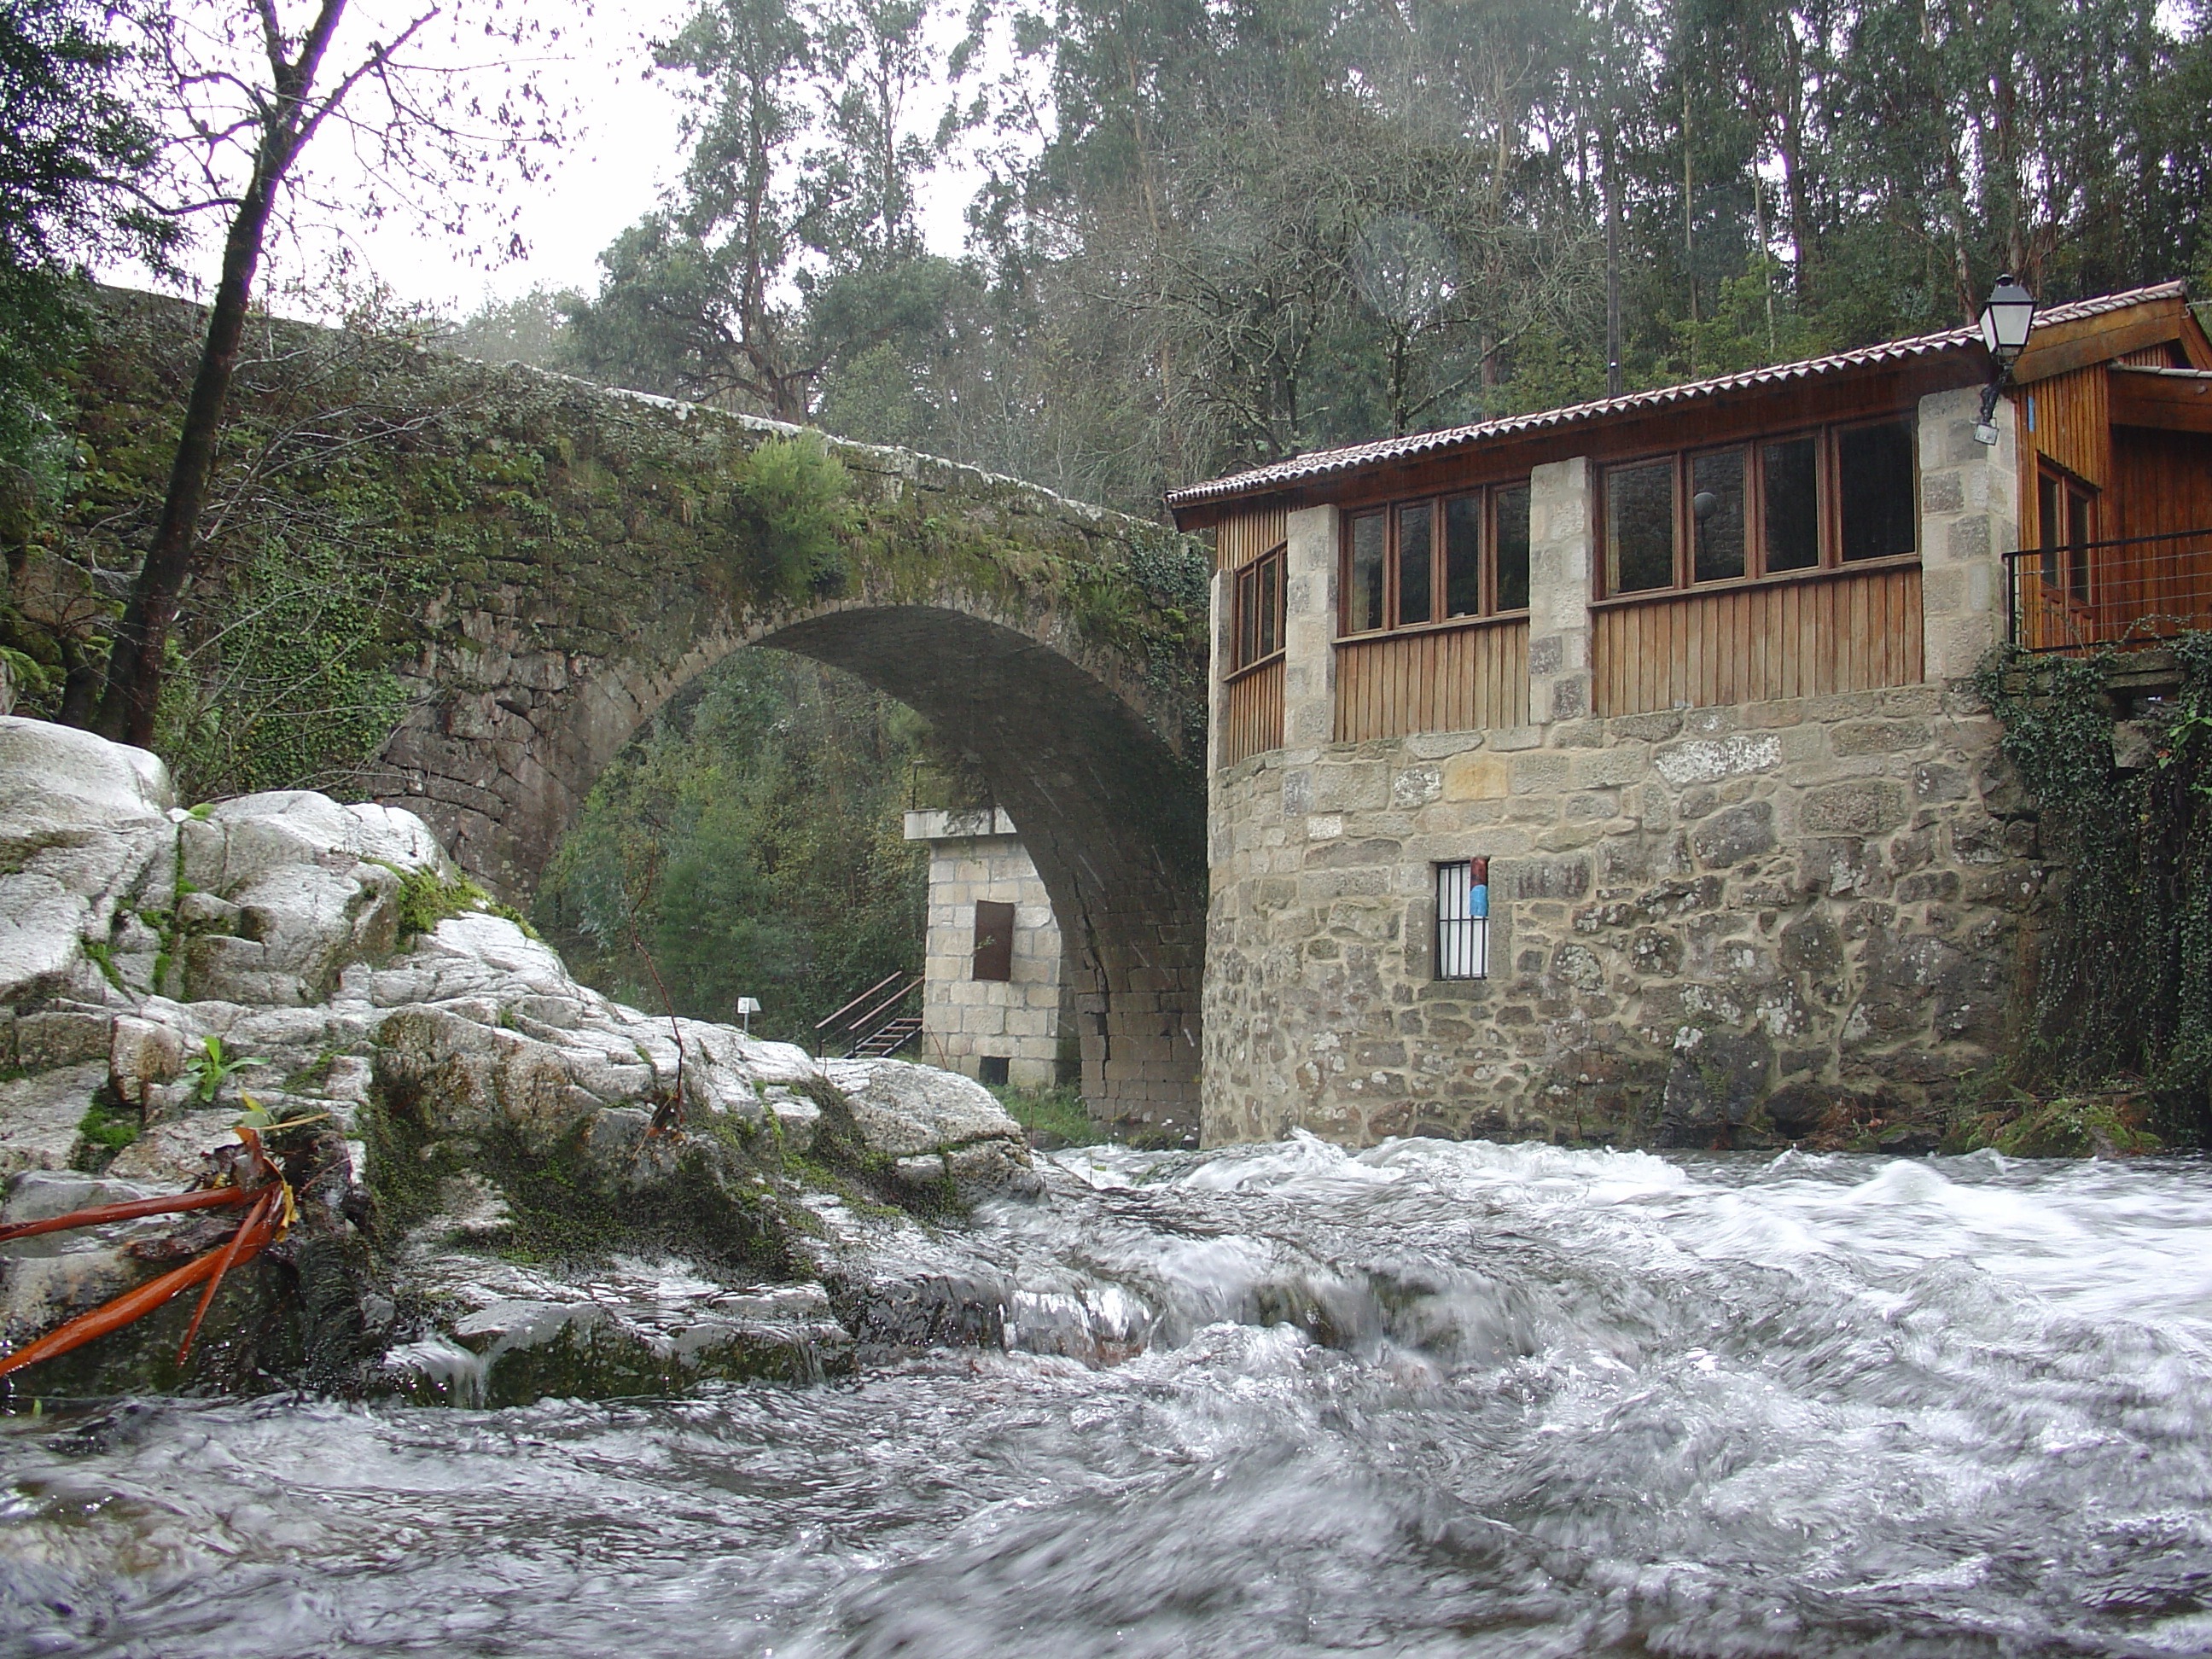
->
xmin=1973 ymin=274 xmax=2038 ymax=445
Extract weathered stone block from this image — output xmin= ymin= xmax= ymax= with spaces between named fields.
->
xmin=1801 ymin=781 xmax=1906 ymax=836
xmin=1690 ymin=801 xmax=1776 ymax=868
xmin=1657 ymin=1026 xmax=1772 ymax=1146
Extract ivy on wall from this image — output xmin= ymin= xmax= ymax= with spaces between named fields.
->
xmin=1975 ymin=636 xmax=2212 ymax=1142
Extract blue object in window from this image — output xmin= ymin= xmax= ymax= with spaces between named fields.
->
xmin=1435 ymin=857 xmax=1492 ymax=981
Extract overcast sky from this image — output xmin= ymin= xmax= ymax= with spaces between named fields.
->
xmin=160 ymin=0 xmax=995 ymax=323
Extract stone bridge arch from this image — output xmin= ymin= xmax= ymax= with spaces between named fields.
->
xmin=337 ymin=363 xmax=1210 ymax=1138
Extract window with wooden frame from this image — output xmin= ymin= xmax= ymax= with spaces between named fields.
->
xmin=2037 ymin=466 xmax=2097 ymax=609
xmin=1598 ymin=416 xmax=1918 ymax=597
xmin=1231 ymin=544 xmax=1286 ymax=671
xmin=1340 ymin=482 xmax=1532 ymax=635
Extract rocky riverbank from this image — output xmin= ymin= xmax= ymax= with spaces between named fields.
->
xmin=0 ymin=716 xmax=1038 ymax=1403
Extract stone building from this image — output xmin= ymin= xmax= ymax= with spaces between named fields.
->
xmin=903 ymin=808 xmax=1067 ymax=1089
xmin=1169 ymin=281 xmax=2212 ymax=1149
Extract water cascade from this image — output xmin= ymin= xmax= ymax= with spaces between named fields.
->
xmin=7 ymin=1135 xmax=2211 ymax=1656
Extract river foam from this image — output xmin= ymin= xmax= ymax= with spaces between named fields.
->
xmin=5 ymin=1139 xmax=2210 ymax=1656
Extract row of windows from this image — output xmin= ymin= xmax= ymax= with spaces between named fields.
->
xmin=1604 ymin=418 xmax=1918 ymax=595
xmin=1312 ymin=417 xmax=1922 ymax=632
xmin=1344 ymin=483 xmax=1532 ymax=636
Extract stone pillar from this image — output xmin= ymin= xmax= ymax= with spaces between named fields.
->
xmin=1918 ymin=386 xmax=2021 ymax=681
xmin=1282 ymin=504 xmax=1340 ymax=748
xmin=1527 ymin=456 xmax=1594 ymax=725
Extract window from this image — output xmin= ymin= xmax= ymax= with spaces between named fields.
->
xmin=1606 ymin=460 xmax=1676 ymax=593
xmin=1599 ymin=417 xmax=1918 ymax=597
xmin=1232 ymin=544 xmax=1285 ymax=670
xmin=2039 ymin=469 xmax=2097 ymax=608
xmin=1837 ymin=419 xmax=1916 ymax=562
xmin=973 ymin=901 xmax=1015 ymax=982
xmin=1342 ymin=482 xmax=1533 ymax=635
xmin=1691 ymin=449 xmax=1746 ymax=583
xmin=977 ymin=1055 xmax=1010 ymax=1086
xmin=1762 ymin=436 xmax=1819 ymax=573
xmin=1435 ymin=859 xmax=1490 ymax=981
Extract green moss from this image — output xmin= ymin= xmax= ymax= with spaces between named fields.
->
xmin=79 ymin=939 xmax=124 ymax=993
xmin=1955 ymin=1094 xmax=2163 ymax=1158
xmin=75 ymin=1096 xmax=139 ymax=1151
xmin=375 ymin=860 xmax=538 ymax=942
xmin=71 ymin=1095 xmax=140 ymax=1171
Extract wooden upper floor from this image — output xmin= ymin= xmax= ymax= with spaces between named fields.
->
xmin=1171 ymin=283 xmax=2212 ymax=767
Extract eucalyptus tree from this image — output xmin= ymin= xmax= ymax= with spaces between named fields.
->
xmin=565 ymin=0 xmax=954 ymax=421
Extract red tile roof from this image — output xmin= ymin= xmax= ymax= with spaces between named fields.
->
xmin=1165 ymin=281 xmax=2188 ymax=511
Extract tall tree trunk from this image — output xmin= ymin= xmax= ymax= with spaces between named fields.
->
xmin=1683 ymin=77 xmax=1696 ymax=377
xmin=1775 ymin=10 xmax=1813 ymax=298
xmin=93 ymin=0 xmax=357 ymax=746
xmin=1604 ymin=122 xmax=1622 ymax=398
xmin=93 ymin=165 xmax=282 ymax=745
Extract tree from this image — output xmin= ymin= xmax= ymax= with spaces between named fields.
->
xmin=93 ymin=0 xmax=562 ymax=746
xmin=0 ymin=0 xmax=167 ymax=516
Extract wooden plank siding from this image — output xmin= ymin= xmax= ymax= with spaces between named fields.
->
xmin=1333 ymin=620 xmax=1528 ymax=742
xmin=1216 ymin=504 xmax=1288 ymax=572
xmin=1592 ymin=563 xmax=1924 ymax=715
xmin=2021 ymin=364 xmax=2111 ymax=512
xmin=2091 ymin=426 xmax=2212 ymax=643
xmin=1214 ymin=504 xmax=1289 ymax=761
xmin=1220 ymin=659 xmax=1285 ymax=765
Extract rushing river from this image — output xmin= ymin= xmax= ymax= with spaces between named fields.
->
xmin=5 ymin=1135 xmax=2212 ymax=1657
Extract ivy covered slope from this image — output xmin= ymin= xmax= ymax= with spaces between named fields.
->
xmin=3 ymin=286 xmax=1209 ymax=804
xmin=1965 ymin=638 xmax=2212 ymax=1155
xmin=0 ymin=716 xmax=1045 ymax=1404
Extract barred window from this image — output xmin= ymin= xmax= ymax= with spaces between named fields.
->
xmin=1435 ymin=859 xmax=1490 ymax=981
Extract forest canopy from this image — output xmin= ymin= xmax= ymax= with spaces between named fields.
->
xmin=449 ymin=0 xmax=2212 ymax=517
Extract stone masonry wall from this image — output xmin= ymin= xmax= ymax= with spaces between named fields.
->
xmin=1200 ymin=388 xmax=2033 ymax=1149
xmin=1203 ymin=687 xmax=2034 ymax=1147
xmin=907 ymin=811 xmax=1065 ymax=1088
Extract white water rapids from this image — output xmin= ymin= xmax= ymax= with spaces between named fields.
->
xmin=5 ymin=1135 xmax=2212 ymax=1656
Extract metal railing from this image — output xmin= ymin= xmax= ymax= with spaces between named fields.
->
xmin=814 ymin=969 xmax=923 ymax=1059
xmin=2004 ymin=527 xmax=2212 ymax=654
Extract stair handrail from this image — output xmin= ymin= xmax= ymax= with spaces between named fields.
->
xmin=816 ymin=970 xmax=924 ymax=1059
xmin=844 ymin=975 xmax=922 ymax=1037
xmin=816 ymin=969 xmax=908 ymax=1033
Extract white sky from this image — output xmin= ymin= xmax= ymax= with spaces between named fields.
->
xmin=136 ymin=0 xmax=1002 ymax=323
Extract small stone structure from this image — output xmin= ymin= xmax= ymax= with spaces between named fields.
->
xmin=905 ymin=810 xmax=1067 ymax=1089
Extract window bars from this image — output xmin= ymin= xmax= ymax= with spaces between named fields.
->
xmin=1435 ymin=858 xmax=1490 ymax=981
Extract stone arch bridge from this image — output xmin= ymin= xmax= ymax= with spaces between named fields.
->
xmin=66 ymin=298 xmax=1210 ymax=1136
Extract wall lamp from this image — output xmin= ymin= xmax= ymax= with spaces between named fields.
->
xmin=1973 ymin=273 xmax=2038 ymax=445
